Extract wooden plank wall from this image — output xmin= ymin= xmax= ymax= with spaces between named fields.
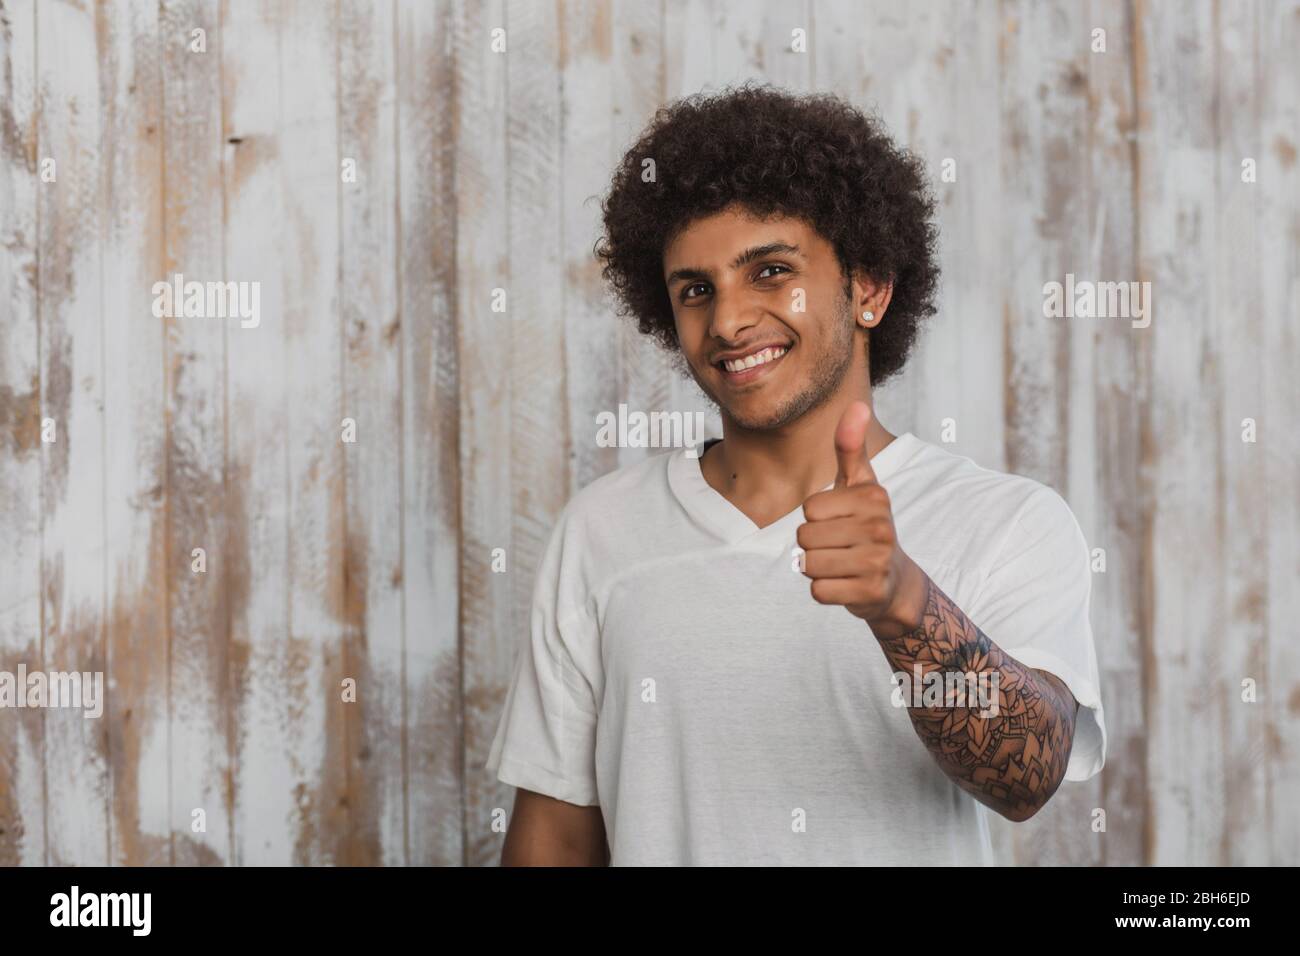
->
xmin=0 ymin=0 xmax=1296 ymax=866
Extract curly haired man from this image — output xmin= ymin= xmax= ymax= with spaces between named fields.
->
xmin=487 ymin=85 xmax=1106 ymax=866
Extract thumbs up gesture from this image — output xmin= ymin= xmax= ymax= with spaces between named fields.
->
xmin=797 ymin=401 xmax=925 ymax=632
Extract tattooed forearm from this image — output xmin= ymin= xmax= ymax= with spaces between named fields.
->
xmin=875 ymin=574 xmax=1079 ymax=822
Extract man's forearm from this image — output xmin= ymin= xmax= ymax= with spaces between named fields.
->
xmin=501 ymin=789 xmax=610 ymax=866
xmin=871 ymin=572 xmax=1079 ymax=822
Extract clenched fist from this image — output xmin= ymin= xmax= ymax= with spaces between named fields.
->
xmin=797 ymin=401 xmax=928 ymax=637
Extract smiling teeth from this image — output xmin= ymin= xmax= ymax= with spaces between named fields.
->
xmin=723 ymin=346 xmax=787 ymax=373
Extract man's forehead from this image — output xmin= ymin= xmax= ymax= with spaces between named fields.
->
xmin=665 ymin=209 xmax=816 ymax=266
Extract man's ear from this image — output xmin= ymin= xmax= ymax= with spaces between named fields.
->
xmin=852 ymin=272 xmax=895 ymax=327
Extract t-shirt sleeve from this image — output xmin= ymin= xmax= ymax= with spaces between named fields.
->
xmin=967 ymin=484 xmax=1107 ymax=782
xmin=484 ymin=509 xmax=601 ymax=806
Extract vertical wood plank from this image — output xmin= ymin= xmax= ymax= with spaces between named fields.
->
xmin=1214 ymin=0 xmax=1270 ymax=866
xmin=278 ymin=0 xmax=345 ymax=864
xmin=36 ymin=0 xmax=110 ymax=867
xmin=1258 ymin=0 xmax=1299 ymax=867
xmin=222 ymin=0 xmax=296 ymax=865
xmin=339 ymin=0 xmax=402 ymax=865
xmin=454 ymin=0 xmax=510 ymax=866
xmin=396 ymin=0 xmax=464 ymax=865
xmin=221 ymin=0 xmax=346 ymax=864
xmin=1134 ymin=0 xmax=1227 ymax=865
xmin=99 ymin=0 xmax=169 ymax=867
xmin=161 ymin=0 xmax=234 ymax=867
xmin=1081 ymin=0 xmax=1144 ymax=866
xmin=0 ymin=0 xmax=44 ymax=867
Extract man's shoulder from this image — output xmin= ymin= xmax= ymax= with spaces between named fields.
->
xmin=555 ymin=447 xmax=677 ymax=529
xmin=898 ymin=436 xmax=1079 ymax=532
xmin=896 ymin=437 xmax=1088 ymax=592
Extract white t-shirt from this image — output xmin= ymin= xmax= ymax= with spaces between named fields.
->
xmin=486 ymin=432 xmax=1107 ymax=865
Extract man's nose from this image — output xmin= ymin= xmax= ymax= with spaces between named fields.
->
xmin=708 ymin=289 xmax=762 ymax=341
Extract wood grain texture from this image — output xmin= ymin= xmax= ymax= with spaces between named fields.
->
xmin=494 ymin=0 xmax=567 ymax=865
xmin=160 ymin=0 xmax=231 ymax=867
xmin=338 ymin=0 xmax=403 ymax=866
xmin=1259 ymin=0 xmax=1300 ymax=869
xmin=1213 ymin=0 xmax=1269 ymax=868
xmin=277 ymin=0 xmax=346 ymax=865
xmin=0 ymin=0 xmax=1295 ymax=866
xmin=100 ymin=0 xmax=168 ymax=867
xmin=0 ymin=0 xmax=42 ymax=868
xmin=221 ymin=0 xmax=295 ymax=864
xmin=395 ymin=0 xmax=463 ymax=866
xmin=454 ymin=0 xmax=510 ymax=867
xmin=37 ymin=0 xmax=111 ymax=867
xmin=1134 ymin=0 xmax=1227 ymax=866
xmin=1082 ymin=0 xmax=1143 ymax=867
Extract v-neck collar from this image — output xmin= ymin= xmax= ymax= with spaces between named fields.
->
xmin=668 ymin=432 xmax=922 ymax=545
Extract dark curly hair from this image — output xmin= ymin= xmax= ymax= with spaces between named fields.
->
xmin=596 ymin=84 xmax=940 ymax=386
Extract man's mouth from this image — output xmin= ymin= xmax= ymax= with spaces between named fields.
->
xmin=714 ymin=344 xmax=791 ymax=383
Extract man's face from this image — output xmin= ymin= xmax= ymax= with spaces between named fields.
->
xmin=663 ymin=205 xmax=861 ymax=431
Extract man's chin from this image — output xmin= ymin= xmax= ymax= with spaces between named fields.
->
xmin=686 ymin=364 xmax=821 ymax=431
xmin=719 ymin=398 xmax=805 ymax=432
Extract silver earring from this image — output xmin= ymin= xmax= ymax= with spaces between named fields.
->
xmin=860 ymin=310 xmax=874 ymax=326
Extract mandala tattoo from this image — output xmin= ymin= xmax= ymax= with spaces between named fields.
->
xmin=875 ymin=576 xmax=1080 ymax=821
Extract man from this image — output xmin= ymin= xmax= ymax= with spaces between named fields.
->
xmin=486 ymin=85 xmax=1106 ymax=866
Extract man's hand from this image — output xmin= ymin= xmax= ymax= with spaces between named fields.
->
xmin=797 ymin=401 xmax=927 ymax=637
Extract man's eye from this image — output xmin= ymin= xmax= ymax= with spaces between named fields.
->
xmin=682 ymin=283 xmax=710 ymax=301
xmin=756 ymin=264 xmax=790 ymax=280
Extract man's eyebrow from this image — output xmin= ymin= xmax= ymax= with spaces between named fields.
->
xmin=665 ymin=242 xmax=802 ymax=285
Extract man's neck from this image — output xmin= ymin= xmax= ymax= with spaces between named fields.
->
xmin=698 ymin=393 xmax=897 ymax=529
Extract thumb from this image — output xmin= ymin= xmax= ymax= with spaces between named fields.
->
xmin=834 ymin=401 xmax=878 ymax=488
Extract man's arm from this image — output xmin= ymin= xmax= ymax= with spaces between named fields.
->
xmin=800 ymin=401 xmax=1082 ymax=822
xmin=500 ymin=788 xmax=609 ymax=866
xmin=871 ymin=572 xmax=1079 ymax=822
